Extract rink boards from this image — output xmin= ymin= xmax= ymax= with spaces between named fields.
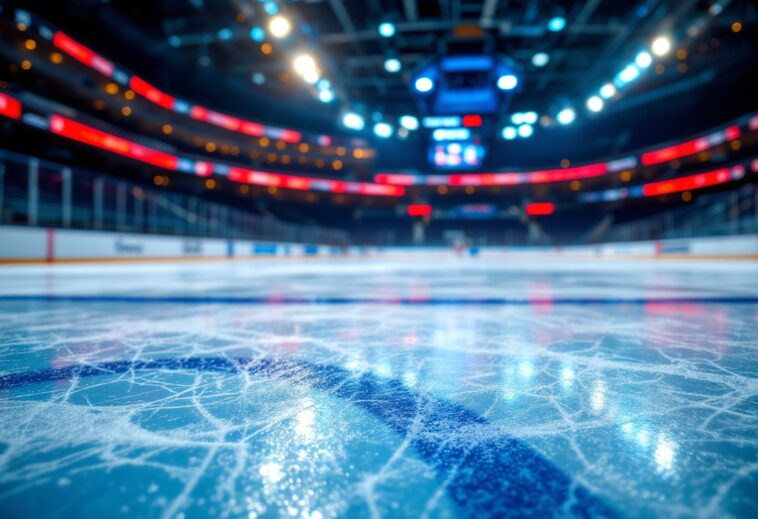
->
xmin=0 ymin=225 xmax=756 ymax=262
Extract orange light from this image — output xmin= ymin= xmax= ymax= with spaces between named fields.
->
xmin=50 ymin=52 xmax=63 ymax=64
xmin=20 ymin=60 xmax=32 ymax=70
xmin=261 ymin=43 xmax=273 ymax=55
xmin=24 ymin=39 xmax=37 ymax=50
xmin=105 ymin=83 xmax=119 ymax=94
xmin=205 ymin=142 xmax=216 ymax=152
xmin=205 ymin=178 xmax=216 ymax=189
xmin=162 ymin=124 xmax=173 ymax=135
xmin=121 ymin=106 xmax=132 ymax=116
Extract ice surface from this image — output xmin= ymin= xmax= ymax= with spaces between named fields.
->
xmin=0 ymin=258 xmax=757 ymax=518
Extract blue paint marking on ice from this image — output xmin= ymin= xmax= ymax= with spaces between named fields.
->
xmin=0 ymin=356 xmax=618 ymax=518
xmin=0 ymin=294 xmax=756 ymax=305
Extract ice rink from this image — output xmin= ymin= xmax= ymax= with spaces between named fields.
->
xmin=1 ymin=258 xmax=757 ymax=518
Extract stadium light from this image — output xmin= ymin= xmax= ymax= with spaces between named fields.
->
xmin=518 ymin=124 xmax=534 ymax=138
xmin=599 ymin=83 xmax=617 ymax=99
xmin=531 ymin=52 xmax=549 ymax=67
xmin=523 ymin=111 xmax=538 ymax=125
xmin=502 ymin=126 xmax=517 ymax=140
xmin=373 ymin=122 xmax=393 ymax=138
xmin=378 ymin=22 xmax=396 ymax=38
xmin=586 ymin=95 xmax=604 ymax=113
xmin=635 ymin=51 xmax=653 ymax=69
xmin=343 ymin=112 xmax=365 ymax=130
xmin=651 ymin=36 xmax=672 ymax=56
xmin=268 ymin=16 xmax=291 ymax=39
xmin=250 ymin=27 xmax=265 ymax=42
xmin=557 ymin=107 xmax=576 ymax=125
xmin=400 ymin=115 xmax=419 ymax=130
xmin=415 ymin=76 xmax=434 ymax=93
xmin=616 ymin=64 xmax=640 ymax=85
xmin=547 ymin=16 xmax=567 ymax=32
xmin=293 ymin=54 xmax=317 ymax=76
xmin=318 ymin=90 xmax=335 ymax=103
xmin=511 ymin=112 xmax=525 ymax=125
xmin=497 ymin=74 xmax=519 ymax=91
xmin=384 ymin=58 xmax=402 ymax=73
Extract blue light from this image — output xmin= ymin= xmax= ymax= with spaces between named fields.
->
xmin=384 ymin=58 xmax=402 ymax=73
xmin=400 ymin=115 xmax=419 ymax=130
xmin=374 ymin=122 xmax=393 ymax=138
xmin=264 ymin=1 xmax=279 ymax=15
xmin=218 ymin=28 xmax=233 ymax=40
xmin=378 ymin=22 xmax=396 ymax=38
xmin=502 ymin=126 xmax=517 ymax=140
xmin=250 ymin=27 xmax=265 ymax=42
xmin=518 ymin=124 xmax=534 ymax=138
xmin=343 ymin=112 xmax=365 ymax=130
xmin=432 ymin=128 xmax=471 ymax=141
xmin=599 ymin=83 xmax=616 ymax=99
xmin=497 ymin=74 xmax=519 ymax=91
xmin=547 ymin=16 xmax=567 ymax=32
xmin=616 ymin=64 xmax=640 ymax=85
xmin=531 ymin=52 xmax=550 ymax=67
xmin=586 ymin=96 xmax=604 ymax=113
xmin=318 ymin=90 xmax=335 ymax=103
xmin=415 ymin=76 xmax=434 ymax=93
xmin=317 ymin=79 xmax=331 ymax=91
xmin=635 ymin=51 xmax=652 ymax=68
xmin=557 ymin=107 xmax=576 ymax=125
xmin=523 ymin=111 xmax=538 ymax=125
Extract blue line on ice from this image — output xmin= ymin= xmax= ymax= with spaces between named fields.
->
xmin=0 ymin=356 xmax=617 ymax=518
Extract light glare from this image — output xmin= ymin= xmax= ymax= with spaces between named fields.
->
xmin=557 ymin=107 xmax=576 ymax=125
xmin=268 ymin=16 xmax=291 ymax=39
xmin=651 ymin=36 xmax=672 ymax=56
xmin=586 ymin=95 xmax=604 ymax=113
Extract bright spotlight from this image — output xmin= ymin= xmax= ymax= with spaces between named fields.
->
xmin=523 ymin=111 xmax=538 ymax=124
xmin=318 ymin=90 xmax=335 ymax=103
xmin=373 ymin=122 xmax=393 ymax=138
xmin=268 ymin=16 xmax=291 ymax=39
xmin=293 ymin=54 xmax=317 ymax=76
xmin=651 ymin=36 xmax=672 ymax=57
xmin=599 ymin=83 xmax=617 ymax=99
xmin=518 ymin=124 xmax=534 ymax=138
xmin=497 ymin=74 xmax=519 ymax=90
xmin=532 ymin=52 xmax=550 ymax=67
xmin=342 ymin=112 xmax=365 ymax=130
xmin=557 ymin=107 xmax=576 ymax=125
xmin=547 ymin=16 xmax=567 ymax=32
xmin=586 ymin=95 xmax=604 ymax=113
xmin=400 ymin=115 xmax=419 ymax=130
xmin=510 ymin=112 xmax=525 ymax=125
xmin=317 ymin=79 xmax=331 ymax=91
xmin=635 ymin=51 xmax=652 ymax=68
xmin=378 ymin=22 xmax=396 ymax=38
xmin=384 ymin=58 xmax=402 ymax=73
xmin=415 ymin=76 xmax=434 ymax=93
xmin=617 ymin=64 xmax=640 ymax=84
xmin=502 ymin=126 xmax=517 ymax=140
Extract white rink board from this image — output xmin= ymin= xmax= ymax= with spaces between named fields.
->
xmin=0 ymin=225 xmax=756 ymax=261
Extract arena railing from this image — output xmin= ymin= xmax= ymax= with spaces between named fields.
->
xmin=599 ymin=183 xmax=758 ymax=243
xmin=0 ymin=149 xmax=350 ymax=246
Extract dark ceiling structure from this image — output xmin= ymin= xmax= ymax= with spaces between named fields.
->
xmin=5 ymin=0 xmax=758 ymax=169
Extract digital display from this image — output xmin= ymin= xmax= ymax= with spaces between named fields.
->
xmin=429 ymin=142 xmax=485 ymax=169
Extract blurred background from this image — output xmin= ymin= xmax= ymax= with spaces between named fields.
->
xmin=0 ymin=0 xmax=756 ymax=251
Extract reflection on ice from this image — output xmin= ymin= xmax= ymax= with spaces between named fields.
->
xmin=0 ymin=259 xmax=756 ymax=518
